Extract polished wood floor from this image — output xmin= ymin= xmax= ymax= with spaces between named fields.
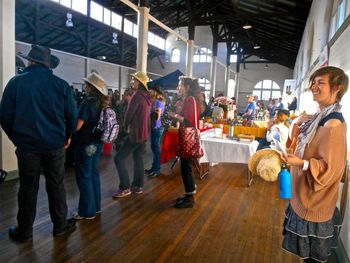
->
xmin=0 ymin=146 xmax=314 ymax=263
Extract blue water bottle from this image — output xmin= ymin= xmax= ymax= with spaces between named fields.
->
xmin=279 ymin=162 xmax=292 ymax=199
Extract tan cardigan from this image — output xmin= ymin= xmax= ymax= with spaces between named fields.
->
xmin=290 ymin=122 xmax=347 ymax=222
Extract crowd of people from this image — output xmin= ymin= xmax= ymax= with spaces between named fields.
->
xmin=0 ymin=45 xmax=348 ymax=263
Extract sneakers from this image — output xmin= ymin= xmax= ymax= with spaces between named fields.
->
xmin=8 ymin=226 xmax=32 ymax=242
xmin=112 ymin=189 xmax=131 ymax=198
xmin=53 ymin=218 xmax=76 ymax=237
xmin=72 ymin=212 xmax=95 ymax=220
xmin=144 ymin=168 xmax=153 ymax=174
xmin=147 ymin=171 xmax=160 ymax=178
xmin=174 ymin=195 xmax=194 ymax=209
xmin=131 ymin=186 xmax=143 ymax=194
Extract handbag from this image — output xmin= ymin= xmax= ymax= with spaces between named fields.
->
xmin=176 ymin=97 xmax=204 ymax=159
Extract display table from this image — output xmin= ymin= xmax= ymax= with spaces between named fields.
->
xmin=199 ymin=129 xmax=259 ymax=185
xmin=161 ymin=128 xmax=259 ymax=186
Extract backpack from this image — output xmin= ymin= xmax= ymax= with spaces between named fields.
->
xmin=93 ymin=108 xmax=119 ymax=143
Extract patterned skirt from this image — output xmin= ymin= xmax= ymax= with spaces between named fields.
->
xmin=282 ymin=203 xmax=342 ymax=262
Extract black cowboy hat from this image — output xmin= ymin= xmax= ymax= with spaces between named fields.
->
xmin=17 ymin=45 xmax=60 ymax=69
xmin=149 ymin=84 xmax=164 ymax=97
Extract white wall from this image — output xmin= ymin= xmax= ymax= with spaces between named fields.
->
xmin=293 ymin=0 xmax=350 ymax=259
xmin=147 ymin=26 xmax=293 ymax=111
xmin=16 ymin=42 xmax=130 ymax=91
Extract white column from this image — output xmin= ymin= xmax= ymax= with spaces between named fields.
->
xmin=209 ymin=56 xmax=217 ymax=97
xmin=136 ymin=6 xmax=149 ymax=73
xmin=186 ymin=40 xmax=194 ymax=77
xmin=235 ymin=72 xmax=240 ymax=104
xmin=224 ymin=65 xmax=230 ymax=96
xmin=0 ymin=0 xmax=17 ymax=174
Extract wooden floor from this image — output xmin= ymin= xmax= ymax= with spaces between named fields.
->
xmin=0 ymin=146 xmax=326 ymax=263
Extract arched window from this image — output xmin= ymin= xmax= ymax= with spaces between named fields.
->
xmin=253 ymin=80 xmax=281 ymax=101
xmin=171 ymin=48 xmax=180 ymax=63
xmin=194 ymin=48 xmax=212 ymax=63
xmin=198 ymin=78 xmax=211 ymax=102
xmin=227 ymin=79 xmax=236 ymax=98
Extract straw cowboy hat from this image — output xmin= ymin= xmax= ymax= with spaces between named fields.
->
xmin=17 ymin=45 xmax=60 ymax=69
xmin=248 ymin=148 xmax=282 ymax=182
xmin=82 ymin=72 xmax=108 ymax=96
xmin=129 ymin=71 xmax=149 ymax=90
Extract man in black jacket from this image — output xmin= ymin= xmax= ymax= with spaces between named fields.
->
xmin=0 ymin=45 xmax=77 ymax=242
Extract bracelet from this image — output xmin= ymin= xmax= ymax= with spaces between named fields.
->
xmin=302 ymin=160 xmax=309 ymax=171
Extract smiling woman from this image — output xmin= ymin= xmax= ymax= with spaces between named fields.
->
xmin=281 ymin=66 xmax=349 ymax=263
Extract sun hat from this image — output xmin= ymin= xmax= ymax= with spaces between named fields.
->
xmin=17 ymin=45 xmax=53 ymax=68
xmin=82 ymin=72 xmax=108 ymax=96
xmin=248 ymin=148 xmax=282 ymax=182
xmin=129 ymin=71 xmax=149 ymax=90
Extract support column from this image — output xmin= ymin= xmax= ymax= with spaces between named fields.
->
xmin=136 ymin=6 xmax=149 ymax=72
xmin=0 ymin=0 xmax=17 ymax=176
xmin=210 ymin=30 xmax=218 ymax=98
xmin=235 ymin=53 xmax=241 ymax=105
xmin=210 ymin=56 xmax=217 ymax=97
xmin=186 ymin=40 xmax=194 ymax=77
xmin=224 ymin=65 xmax=230 ymax=96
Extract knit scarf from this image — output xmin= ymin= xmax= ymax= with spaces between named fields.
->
xmin=295 ymin=103 xmax=342 ymax=158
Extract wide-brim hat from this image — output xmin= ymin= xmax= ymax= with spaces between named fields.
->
xmin=129 ymin=71 xmax=149 ymax=90
xmin=17 ymin=45 xmax=53 ymax=68
xmin=82 ymin=72 xmax=108 ymax=96
xmin=50 ymin=55 xmax=60 ymax=69
xmin=248 ymin=148 xmax=282 ymax=182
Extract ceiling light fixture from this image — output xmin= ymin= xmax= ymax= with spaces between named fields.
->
xmin=97 ymin=56 xmax=106 ymax=60
xmin=253 ymin=43 xmax=261 ymax=49
xmin=65 ymin=12 xmax=74 ymax=27
xmin=242 ymin=22 xmax=252 ymax=30
xmin=112 ymin=32 xmax=118 ymax=44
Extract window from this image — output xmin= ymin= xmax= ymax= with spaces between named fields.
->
xmin=60 ymin=0 xmax=71 ymax=8
xmin=337 ymin=0 xmax=346 ymax=29
xmin=158 ymin=38 xmax=165 ymax=50
xmin=124 ymin=19 xmax=133 ymax=35
xmin=171 ymin=48 xmax=180 ymax=63
xmin=72 ymin=0 xmax=87 ymax=15
xmin=148 ymin=32 xmax=155 ymax=45
xmin=227 ymin=79 xmax=236 ymax=98
xmin=253 ymin=80 xmax=281 ymax=101
xmin=194 ymin=48 xmax=212 ymax=63
xmin=91 ymin=1 xmax=103 ymax=22
xmin=103 ymin=8 xmax=111 ymax=25
xmin=111 ymin=12 xmax=122 ymax=30
xmin=230 ymin=55 xmax=237 ymax=63
xmin=198 ymin=78 xmax=211 ymax=101
xmin=329 ymin=0 xmax=347 ymax=40
xmin=133 ymin=23 xmax=138 ymax=38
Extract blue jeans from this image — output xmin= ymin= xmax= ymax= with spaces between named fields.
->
xmin=75 ymin=143 xmax=103 ymax=217
xmin=150 ymin=127 xmax=164 ymax=173
xmin=114 ymin=136 xmax=145 ymax=190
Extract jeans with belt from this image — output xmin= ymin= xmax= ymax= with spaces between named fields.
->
xmin=75 ymin=143 xmax=103 ymax=217
xmin=15 ymin=147 xmax=68 ymax=236
xmin=114 ymin=136 xmax=145 ymax=190
xmin=150 ymin=126 xmax=164 ymax=173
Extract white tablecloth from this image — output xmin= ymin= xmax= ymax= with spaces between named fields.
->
xmin=199 ymin=129 xmax=258 ymax=164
